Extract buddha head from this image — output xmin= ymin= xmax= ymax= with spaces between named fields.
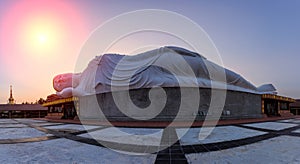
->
xmin=53 ymin=73 xmax=78 ymax=92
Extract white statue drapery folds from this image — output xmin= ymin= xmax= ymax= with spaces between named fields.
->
xmin=53 ymin=46 xmax=276 ymax=98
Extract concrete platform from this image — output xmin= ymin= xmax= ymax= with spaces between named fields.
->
xmin=0 ymin=117 xmax=299 ymax=163
xmin=79 ymin=88 xmax=262 ymax=121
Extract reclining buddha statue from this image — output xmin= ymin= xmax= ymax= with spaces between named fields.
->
xmin=53 ymin=46 xmax=276 ymax=98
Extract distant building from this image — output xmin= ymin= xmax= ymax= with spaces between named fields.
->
xmin=0 ymin=85 xmax=47 ymax=118
xmin=0 ymin=104 xmax=47 ymax=118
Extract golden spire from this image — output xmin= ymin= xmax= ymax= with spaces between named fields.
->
xmin=8 ymin=85 xmax=15 ymax=104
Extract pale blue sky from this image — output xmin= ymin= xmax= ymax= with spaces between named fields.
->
xmin=76 ymin=0 xmax=300 ymax=98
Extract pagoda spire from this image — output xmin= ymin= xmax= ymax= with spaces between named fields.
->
xmin=8 ymin=85 xmax=15 ymax=104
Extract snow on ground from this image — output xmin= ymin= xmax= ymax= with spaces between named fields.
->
xmin=277 ymin=119 xmax=295 ymax=123
xmin=0 ymin=123 xmax=28 ymax=128
xmin=277 ymin=119 xmax=300 ymax=124
xmin=31 ymin=122 xmax=65 ymax=127
xmin=242 ymin=122 xmax=297 ymax=131
xmin=14 ymin=119 xmax=47 ymax=123
xmin=44 ymin=124 xmax=101 ymax=131
xmin=0 ymin=119 xmax=18 ymax=124
xmin=292 ymin=129 xmax=300 ymax=133
xmin=0 ymin=138 xmax=157 ymax=164
xmin=79 ymin=127 xmax=163 ymax=146
xmin=0 ymin=127 xmax=51 ymax=139
xmin=0 ymin=118 xmax=299 ymax=163
xmin=185 ymin=135 xmax=300 ymax=164
xmin=177 ymin=126 xmax=266 ymax=145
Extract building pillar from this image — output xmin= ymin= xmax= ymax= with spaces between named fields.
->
xmin=278 ymin=101 xmax=281 ymax=115
xmin=75 ymin=101 xmax=79 ymax=116
xmin=261 ymin=100 xmax=265 ymax=114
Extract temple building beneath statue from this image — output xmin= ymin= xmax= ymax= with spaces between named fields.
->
xmin=42 ymin=90 xmax=295 ymax=121
xmin=261 ymin=94 xmax=295 ymax=117
xmin=290 ymin=99 xmax=300 ymax=115
xmin=43 ymin=95 xmax=78 ymax=119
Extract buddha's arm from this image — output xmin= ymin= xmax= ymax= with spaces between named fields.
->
xmin=56 ymin=86 xmax=86 ymax=98
xmin=56 ymin=87 xmax=73 ymax=98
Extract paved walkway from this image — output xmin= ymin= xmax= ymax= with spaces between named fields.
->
xmin=0 ymin=118 xmax=300 ymax=163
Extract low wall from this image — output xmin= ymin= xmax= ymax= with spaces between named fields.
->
xmin=78 ymin=87 xmax=262 ymax=121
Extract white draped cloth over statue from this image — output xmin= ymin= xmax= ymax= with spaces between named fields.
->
xmin=72 ymin=46 xmax=276 ymax=97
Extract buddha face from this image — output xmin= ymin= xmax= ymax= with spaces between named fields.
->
xmin=53 ymin=73 xmax=73 ymax=92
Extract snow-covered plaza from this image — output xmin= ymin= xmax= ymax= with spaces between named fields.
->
xmin=0 ymin=118 xmax=299 ymax=163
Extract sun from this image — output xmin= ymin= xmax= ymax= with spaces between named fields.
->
xmin=29 ymin=23 xmax=56 ymax=47
xmin=37 ymin=33 xmax=47 ymax=45
xmin=21 ymin=17 xmax=62 ymax=55
xmin=1 ymin=0 xmax=88 ymax=63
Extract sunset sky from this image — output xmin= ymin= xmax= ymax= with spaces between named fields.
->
xmin=0 ymin=0 xmax=299 ymax=103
